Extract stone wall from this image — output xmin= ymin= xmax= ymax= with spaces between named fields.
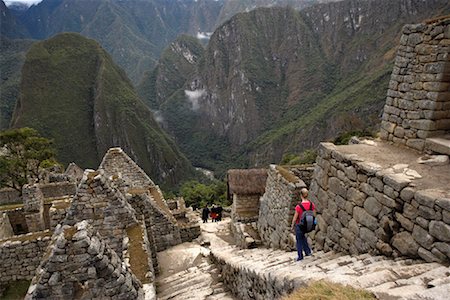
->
xmin=0 ymin=188 xmax=21 ymax=206
xmin=0 ymin=231 xmax=51 ymax=289
xmin=23 ymin=184 xmax=45 ymax=233
xmin=211 ymin=250 xmax=294 ymax=300
xmin=288 ymin=165 xmax=315 ymax=188
xmin=179 ymin=224 xmax=201 ymax=243
xmin=232 ymin=194 xmax=260 ymax=223
xmin=7 ymin=208 xmax=28 ymax=234
xmin=310 ymin=142 xmax=450 ymax=263
xmin=49 ymin=199 xmax=71 ymax=230
xmin=39 ymin=182 xmax=76 ymax=199
xmin=99 ymin=148 xmax=155 ymax=189
xmin=257 ymin=165 xmax=307 ymax=250
xmin=231 ymin=221 xmax=261 ymax=249
xmin=380 ymin=18 xmax=450 ymax=151
xmin=64 ymin=170 xmax=139 ymax=257
xmin=0 ymin=213 xmax=14 ymax=240
xmin=25 ymin=221 xmax=144 ymax=299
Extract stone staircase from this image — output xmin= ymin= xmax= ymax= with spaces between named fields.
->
xmin=211 ymin=245 xmax=450 ymax=299
xmin=155 ymin=237 xmax=235 ymax=300
xmin=204 ymin=220 xmax=450 ymax=300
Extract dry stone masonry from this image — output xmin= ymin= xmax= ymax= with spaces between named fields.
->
xmin=0 ymin=231 xmax=51 ymax=291
xmin=257 ymin=165 xmax=307 ymax=250
xmin=99 ymin=147 xmax=155 ymax=189
xmin=63 ymin=169 xmax=139 ymax=257
xmin=310 ymin=142 xmax=450 ymax=263
xmin=25 ymin=221 xmax=144 ymax=299
xmin=380 ymin=17 xmax=450 ymax=151
xmin=23 ymin=184 xmax=46 ymax=233
xmin=0 ymin=213 xmax=14 ymax=240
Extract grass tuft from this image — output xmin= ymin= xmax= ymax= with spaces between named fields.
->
xmin=283 ymin=281 xmax=375 ymax=300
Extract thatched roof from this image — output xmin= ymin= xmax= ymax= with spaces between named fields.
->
xmin=227 ymin=169 xmax=268 ymax=196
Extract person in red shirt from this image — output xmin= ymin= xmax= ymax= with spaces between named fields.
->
xmin=290 ymin=188 xmax=316 ymax=261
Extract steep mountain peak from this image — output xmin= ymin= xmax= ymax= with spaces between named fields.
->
xmin=11 ymin=32 xmax=195 ymax=188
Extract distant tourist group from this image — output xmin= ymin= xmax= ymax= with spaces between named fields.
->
xmin=202 ymin=205 xmax=223 ymax=223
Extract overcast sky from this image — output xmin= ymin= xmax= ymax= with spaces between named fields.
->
xmin=4 ymin=0 xmax=43 ymax=6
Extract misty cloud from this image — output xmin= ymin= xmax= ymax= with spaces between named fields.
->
xmin=196 ymin=32 xmax=212 ymax=40
xmin=184 ymin=89 xmax=205 ymax=111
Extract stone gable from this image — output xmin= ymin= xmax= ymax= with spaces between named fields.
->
xmin=63 ymin=169 xmax=138 ymax=256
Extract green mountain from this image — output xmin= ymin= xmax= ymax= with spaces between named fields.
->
xmin=0 ymin=36 xmax=34 ymax=130
xmin=138 ymin=0 xmax=450 ymax=174
xmin=17 ymin=0 xmax=223 ymax=83
xmin=11 ymin=33 xmax=195 ymax=188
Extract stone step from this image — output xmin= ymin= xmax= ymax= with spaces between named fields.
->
xmin=425 ymin=135 xmax=450 ymax=155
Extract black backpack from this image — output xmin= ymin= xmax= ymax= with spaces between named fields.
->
xmin=299 ymin=203 xmax=315 ymax=233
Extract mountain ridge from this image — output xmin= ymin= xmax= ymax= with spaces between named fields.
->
xmin=139 ymin=0 xmax=450 ymax=174
xmin=11 ymin=33 xmax=196 ymax=188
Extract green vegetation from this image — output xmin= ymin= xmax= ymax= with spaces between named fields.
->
xmin=334 ymin=130 xmax=374 ymax=146
xmin=282 ymin=280 xmax=375 ymax=300
xmin=11 ymin=33 xmax=195 ymax=189
xmin=0 ymin=127 xmax=58 ymax=193
xmin=0 ymin=37 xmax=33 ymax=129
xmin=281 ymin=149 xmax=317 ymax=165
xmin=1 ymin=280 xmax=31 ymax=299
xmin=179 ymin=180 xmax=229 ymax=209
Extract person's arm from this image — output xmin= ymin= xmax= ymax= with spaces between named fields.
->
xmin=291 ymin=210 xmax=298 ymax=232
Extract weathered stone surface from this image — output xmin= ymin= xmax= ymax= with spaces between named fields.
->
xmin=436 ymin=197 xmax=450 ymax=211
xmin=392 ymin=232 xmax=420 ymax=257
xmin=418 ymin=247 xmax=440 ymax=262
xmin=347 ymin=188 xmax=366 ymax=206
xmin=329 ymin=177 xmax=347 ymax=198
xmin=374 ymin=192 xmax=397 ymax=209
xmin=412 ymin=225 xmax=435 ymax=249
xmin=429 ymin=221 xmax=450 ymax=241
xmin=415 ymin=189 xmax=441 ymax=208
xmin=383 ymin=174 xmax=411 ymax=191
xmin=400 ymin=187 xmax=415 ymax=202
xmin=395 ymin=213 xmax=414 ymax=232
xmin=354 ymin=207 xmax=378 ymax=231
xmin=359 ymin=227 xmax=377 ymax=247
xmin=364 ymin=197 xmax=382 ymax=217
xmin=369 ymin=177 xmax=384 ymax=192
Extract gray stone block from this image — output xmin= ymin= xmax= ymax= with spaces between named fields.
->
xmin=430 ymin=221 xmax=450 ymax=242
xmin=392 ymin=232 xmax=420 ymax=257
xmin=364 ymin=197 xmax=382 ymax=217
xmin=395 ymin=212 xmax=414 ymax=231
xmin=412 ymin=225 xmax=435 ymax=249
xmin=353 ymin=207 xmax=378 ymax=231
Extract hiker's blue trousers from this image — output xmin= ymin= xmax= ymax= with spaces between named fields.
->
xmin=295 ymin=224 xmax=311 ymax=260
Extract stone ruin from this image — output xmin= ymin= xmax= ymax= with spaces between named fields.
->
xmin=380 ymin=17 xmax=450 ymax=153
xmin=25 ymin=221 xmax=144 ymax=299
xmin=0 ymin=148 xmax=201 ymax=298
xmin=225 ymin=17 xmax=450 ymax=266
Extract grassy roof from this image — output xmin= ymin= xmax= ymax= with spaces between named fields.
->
xmin=227 ymin=169 xmax=268 ymax=196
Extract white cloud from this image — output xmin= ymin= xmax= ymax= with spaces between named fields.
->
xmin=184 ymin=89 xmax=205 ymax=111
xmin=4 ymin=0 xmax=43 ymax=7
xmin=196 ymin=32 xmax=212 ymax=40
